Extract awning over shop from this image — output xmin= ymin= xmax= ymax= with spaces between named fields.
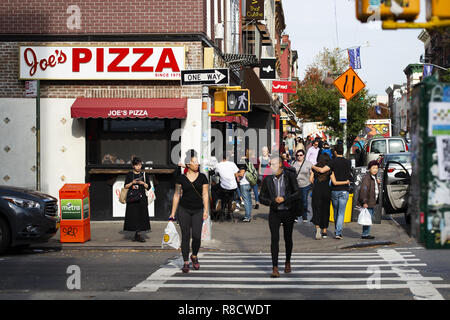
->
xmin=210 ymin=105 xmax=248 ymax=127
xmin=243 ymin=68 xmax=274 ymax=113
xmin=71 ymin=98 xmax=187 ymax=119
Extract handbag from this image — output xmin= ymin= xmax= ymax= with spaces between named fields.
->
xmin=144 ymin=173 xmax=156 ymax=204
xmin=119 ymin=188 xmax=128 ymax=204
xmin=126 ymin=172 xmax=144 ymax=203
xmin=357 ymin=207 xmax=373 ymax=226
xmin=126 ymin=187 xmax=142 ymax=203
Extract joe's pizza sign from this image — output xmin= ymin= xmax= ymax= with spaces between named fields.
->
xmin=19 ymin=46 xmax=185 ymax=80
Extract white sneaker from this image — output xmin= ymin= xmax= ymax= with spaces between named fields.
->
xmin=315 ymin=229 xmax=322 ymax=240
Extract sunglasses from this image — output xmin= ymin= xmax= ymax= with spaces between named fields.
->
xmin=297 ymin=154 xmax=305 ymax=157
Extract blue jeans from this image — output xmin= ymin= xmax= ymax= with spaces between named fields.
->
xmin=252 ymin=184 xmax=259 ymax=203
xmin=331 ymin=191 xmax=349 ymax=236
xmin=299 ymin=185 xmax=311 ymax=220
xmin=288 ymin=150 xmax=294 ymax=163
xmin=240 ymin=184 xmax=253 ymax=219
xmin=362 ymin=208 xmax=374 ymax=236
xmin=235 ymin=186 xmax=242 ymax=201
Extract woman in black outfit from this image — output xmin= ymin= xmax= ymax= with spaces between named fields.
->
xmin=124 ymin=157 xmax=151 ymax=242
xmin=170 ymin=152 xmax=209 ymax=273
xmin=259 ymin=156 xmax=300 ymax=278
xmin=310 ymin=154 xmax=332 ymax=240
xmin=310 ymin=154 xmax=350 ymax=240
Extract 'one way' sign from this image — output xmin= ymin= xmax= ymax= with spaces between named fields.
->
xmin=181 ymin=69 xmax=229 ymax=86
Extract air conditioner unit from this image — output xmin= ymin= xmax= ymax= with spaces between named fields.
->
xmin=215 ymin=23 xmax=224 ymax=39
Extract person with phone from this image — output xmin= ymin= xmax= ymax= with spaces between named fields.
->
xmin=123 ymin=157 xmax=151 ymax=242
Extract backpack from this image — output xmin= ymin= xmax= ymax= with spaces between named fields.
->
xmin=245 ymin=161 xmax=258 ymax=186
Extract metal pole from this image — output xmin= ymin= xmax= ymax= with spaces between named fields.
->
xmin=36 ymin=80 xmax=41 ymax=191
xmin=201 ymin=86 xmax=209 ymax=175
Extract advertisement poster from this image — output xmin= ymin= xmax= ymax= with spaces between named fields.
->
xmin=429 ymin=102 xmax=450 ymax=136
xmin=436 ymin=136 xmax=450 ymax=180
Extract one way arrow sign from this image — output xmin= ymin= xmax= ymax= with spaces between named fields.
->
xmin=181 ymin=68 xmax=229 ymax=86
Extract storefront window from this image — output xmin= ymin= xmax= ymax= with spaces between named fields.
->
xmin=103 ymin=119 xmax=165 ymax=132
xmin=87 ymin=118 xmax=180 ymax=166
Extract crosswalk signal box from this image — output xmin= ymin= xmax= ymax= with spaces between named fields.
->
xmin=226 ymin=89 xmax=251 ymax=113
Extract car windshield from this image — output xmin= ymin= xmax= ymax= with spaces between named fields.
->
xmin=384 ymin=154 xmax=411 ymax=164
xmin=389 ymin=139 xmax=406 ymax=153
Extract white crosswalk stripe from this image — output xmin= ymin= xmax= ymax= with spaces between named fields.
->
xmin=130 ymin=249 xmax=450 ymax=298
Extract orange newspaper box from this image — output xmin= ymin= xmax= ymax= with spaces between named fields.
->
xmin=59 ymin=184 xmax=91 ymax=243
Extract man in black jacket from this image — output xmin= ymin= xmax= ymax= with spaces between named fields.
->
xmin=259 ymin=156 xmax=301 ymax=278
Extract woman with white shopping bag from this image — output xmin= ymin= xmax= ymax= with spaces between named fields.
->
xmin=169 ymin=151 xmax=209 ymax=273
xmin=357 ymin=160 xmax=381 ymax=240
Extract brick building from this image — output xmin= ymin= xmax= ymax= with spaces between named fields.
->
xmin=0 ymin=0 xmax=293 ymax=220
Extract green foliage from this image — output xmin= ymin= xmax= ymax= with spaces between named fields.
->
xmin=440 ymin=68 xmax=450 ymax=83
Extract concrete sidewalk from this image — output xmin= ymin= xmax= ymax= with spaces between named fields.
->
xmin=35 ymin=205 xmax=420 ymax=252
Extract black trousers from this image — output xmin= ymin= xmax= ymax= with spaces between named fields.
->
xmin=177 ymin=206 xmax=203 ymax=262
xmin=268 ymin=209 xmax=295 ymax=267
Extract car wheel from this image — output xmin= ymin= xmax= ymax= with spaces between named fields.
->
xmin=0 ymin=217 xmax=11 ymax=254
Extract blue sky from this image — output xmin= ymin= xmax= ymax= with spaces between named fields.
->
xmin=283 ymin=0 xmax=426 ymax=96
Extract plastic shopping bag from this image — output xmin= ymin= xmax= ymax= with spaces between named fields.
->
xmin=201 ymin=216 xmax=212 ymax=241
xmin=162 ymin=220 xmax=181 ymax=249
xmin=357 ymin=208 xmax=373 ymax=226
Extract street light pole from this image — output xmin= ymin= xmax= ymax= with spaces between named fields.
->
xmin=36 ymin=80 xmax=41 ymax=191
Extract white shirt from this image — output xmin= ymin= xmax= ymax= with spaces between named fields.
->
xmin=216 ymin=161 xmax=239 ymax=190
xmin=306 ymin=146 xmax=319 ymax=165
xmin=371 ymin=174 xmax=379 ymax=200
xmin=240 ymin=169 xmax=250 ymax=186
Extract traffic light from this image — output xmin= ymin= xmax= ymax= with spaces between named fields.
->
xmin=426 ymin=0 xmax=450 ymax=21
xmin=214 ymin=90 xmax=226 ymax=113
xmin=356 ymin=0 xmax=420 ymax=23
xmin=226 ymin=89 xmax=250 ymax=113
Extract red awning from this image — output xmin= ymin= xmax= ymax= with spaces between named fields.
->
xmin=210 ymin=106 xmax=248 ymax=127
xmin=71 ymin=98 xmax=187 ymax=119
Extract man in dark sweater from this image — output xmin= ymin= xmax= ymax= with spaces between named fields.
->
xmin=259 ymin=156 xmax=300 ymax=278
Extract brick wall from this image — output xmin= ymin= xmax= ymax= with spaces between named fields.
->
xmin=0 ymin=0 xmax=207 ymax=35
xmin=0 ymin=42 xmax=203 ymax=99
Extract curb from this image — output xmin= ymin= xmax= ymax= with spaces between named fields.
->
xmin=339 ymin=240 xmax=397 ymax=250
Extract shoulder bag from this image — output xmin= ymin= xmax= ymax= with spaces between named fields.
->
xmin=245 ymin=161 xmax=258 ymax=186
xmin=119 ymin=187 xmax=128 ymax=204
xmin=126 ymin=172 xmax=144 ymax=203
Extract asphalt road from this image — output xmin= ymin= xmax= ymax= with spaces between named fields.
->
xmin=0 ymin=245 xmax=449 ymax=301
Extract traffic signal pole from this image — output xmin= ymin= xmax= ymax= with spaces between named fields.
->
xmin=201 ymin=86 xmax=210 ymax=176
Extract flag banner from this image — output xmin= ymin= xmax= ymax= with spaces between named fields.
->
xmin=375 ymin=105 xmax=382 ymax=115
xmin=423 ymin=64 xmax=434 ymax=78
xmin=348 ymin=47 xmax=362 ymax=69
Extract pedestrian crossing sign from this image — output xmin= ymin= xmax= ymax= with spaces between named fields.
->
xmin=226 ymin=89 xmax=251 ymax=113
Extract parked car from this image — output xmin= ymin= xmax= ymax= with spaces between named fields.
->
xmin=361 ymin=136 xmax=409 ymax=166
xmin=380 ymin=152 xmax=412 ymax=181
xmin=0 ymin=186 xmax=59 ymax=254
